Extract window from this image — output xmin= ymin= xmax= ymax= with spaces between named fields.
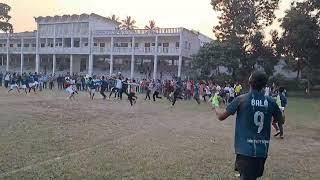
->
xmin=163 ymin=43 xmax=169 ymax=47
xmin=64 ymin=38 xmax=71 ymax=47
xmin=175 ymin=42 xmax=180 ymax=48
xmin=100 ymin=43 xmax=105 ymax=47
xmin=135 ymin=43 xmax=139 ymax=48
xmin=24 ymin=44 xmax=29 ymax=48
xmin=10 ymin=44 xmax=13 ymax=47
xmin=32 ymin=44 xmax=36 ymax=47
xmin=94 ymin=43 xmax=98 ymax=47
xmin=17 ymin=44 xmax=21 ymax=47
xmin=144 ymin=43 xmax=150 ymax=47
xmin=189 ymin=43 xmax=191 ymax=50
xmin=185 ymin=41 xmax=188 ymax=49
xmin=41 ymin=43 xmax=45 ymax=48
xmin=0 ymin=44 xmax=2 ymax=48
xmin=84 ymin=43 xmax=88 ymax=47
xmin=74 ymin=40 xmax=80 ymax=47
xmin=50 ymin=43 xmax=54 ymax=47
xmin=158 ymin=43 xmax=162 ymax=46
xmin=151 ymin=43 xmax=155 ymax=47
xmin=120 ymin=43 xmax=128 ymax=47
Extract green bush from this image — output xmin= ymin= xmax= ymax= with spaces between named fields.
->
xmin=211 ymin=74 xmax=234 ymax=85
xmin=269 ymin=74 xmax=306 ymax=90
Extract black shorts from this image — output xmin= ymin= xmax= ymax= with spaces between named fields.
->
xmin=235 ymin=154 xmax=267 ymax=178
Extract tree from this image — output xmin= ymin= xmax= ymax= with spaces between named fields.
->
xmin=210 ymin=0 xmax=280 ymax=78
xmin=145 ymin=20 xmax=159 ymax=30
xmin=280 ymin=1 xmax=320 ymax=80
xmin=192 ymin=40 xmax=241 ymax=79
xmin=0 ymin=3 xmax=13 ymax=33
xmin=120 ymin=16 xmax=137 ymax=30
xmin=108 ymin=14 xmax=120 ymax=24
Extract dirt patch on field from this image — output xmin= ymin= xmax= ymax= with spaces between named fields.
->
xmin=0 ymin=88 xmax=319 ymax=179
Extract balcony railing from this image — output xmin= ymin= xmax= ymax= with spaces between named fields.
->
xmin=92 ymin=47 xmax=111 ymax=54
xmin=158 ymin=47 xmax=180 ymax=54
xmin=135 ymin=47 xmax=156 ymax=54
xmin=23 ymin=47 xmax=36 ymax=53
xmin=113 ymin=47 xmax=132 ymax=54
xmin=93 ymin=28 xmax=182 ymax=36
xmin=0 ymin=47 xmax=6 ymax=52
xmin=9 ymin=47 xmax=22 ymax=53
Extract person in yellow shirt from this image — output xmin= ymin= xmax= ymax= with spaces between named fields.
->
xmin=235 ymin=82 xmax=242 ymax=97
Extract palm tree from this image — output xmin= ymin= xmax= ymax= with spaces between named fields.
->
xmin=120 ymin=16 xmax=137 ymax=30
xmin=145 ymin=20 xmax=159 ymax=30
xmin=108 ymin=14 xmax=120 ymax=24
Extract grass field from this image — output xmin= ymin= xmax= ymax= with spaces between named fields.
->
xmin=0 ymin=87 xmax=319 ymax=180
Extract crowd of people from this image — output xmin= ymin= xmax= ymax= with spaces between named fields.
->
xmin=0 ymin=70 xmax=288 ymax=180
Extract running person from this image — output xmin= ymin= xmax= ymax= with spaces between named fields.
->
xmin=65 ymin=78 xmax=76 ymax=100
xmin=153 ymin=80 xmax=162 ymax=102
xmin=20 ymin=74 xmax=28 ymax=94
xmin=87 ymin=77 xmax=96 ymax=100
xmin=214 ymin=71 xmax=283 ymax=180
xmin=193 ymin=81 xmax=201 ymax=104
xmin=171 ymin=78 xmax=183 ymax=106
xmin=8 ymin=76 xmax=20 ymax=93
xmin=100 ymin=76 xmax=108 ymax=100
xmin=272 ymin=86 xmax=287 ymax=139
xmin=127 ymin=80 xmax=139 ymax=106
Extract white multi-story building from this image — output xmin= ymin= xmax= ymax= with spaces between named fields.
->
xmin=0 ymin=13 xmax=211 ymax=79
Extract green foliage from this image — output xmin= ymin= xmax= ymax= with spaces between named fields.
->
xmin=212 ymin=74 xmax=234 ymax=85
xmin=120 ymin=16 xmax=137 ymax=30
xmin=208 ymin=0 xmax=281 ymax=80
xmin=269 ymin=74 xmax=306 ymax=90
xmin=192 ymin=41 xmax=240 ymax=79
xmin=0 ymin=3 xmax=13 ymax=33
xmin=280 ymin=1 xmax=320 ymax=80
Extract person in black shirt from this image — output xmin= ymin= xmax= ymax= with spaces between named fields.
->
xmin=100 ymin=76 xmax=108 ymax=100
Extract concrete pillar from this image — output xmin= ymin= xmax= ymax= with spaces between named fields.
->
xmin=153 ymin=36 xmax=158 ymax=80
xmin=52 ymin=54 xmax=56 ymax=75
xmin=20 ymin=38 xmax=24 ymax=74
xmin=130 ymin=36 xmax=135 ymax=79
xmin=88 ymin=54 xmax=93 ymax=76
xmin=178 ymin=56 xmax=182 ymax=77
xmin=20 ymin=54 xmax=24 ymax=74
xmin=70 ymin=54 xmax=73 ymax=75
xmin=35 ymin=54 xmax=40 ymax=73
xmin=178 ymin=28 xmax=183 ymax=77
xmin=110 ymin=37 xmax=114 ymax=76
xmin=36 ymin=23 xmax=40 ymax=73
xmin=110 ymin=55 xmax=113 ymax=76
xmin=6 ymin=37 xmax=9 ymax=71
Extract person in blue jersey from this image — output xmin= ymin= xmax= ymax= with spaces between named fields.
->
xmin=33 ymin=72 xmax=39 ymax=90
xmin=109 ymin=76 xmax=122 ymax=99
xmin=171 ymin=78 xmax=183 ymax=106
xmin=20 ymin=73 xmax=28 ymax=94
xmin=8 ymin=74 xmax=20 ymax=93
xmin=28 ymin=73 xmax=36 ymax=93
xmin=193 ymin=81 xmax=201 ymax=104
xmin=100 ymin=76 xmax=108 ymax=100
xmin=214 ymin=71 xmax=283 ymax=180
xmin=127 ymin=79 xmax=139 ymax=106
xmin=272 ymin=86 xmax=287 ymax=139
xmin=87 ymin=77 xmax=96 ymax=100
xmin=153 ymin=79 xmax=162 ymax=102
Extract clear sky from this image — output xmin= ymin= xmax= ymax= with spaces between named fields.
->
xmin=5 ymin=0 xmax=293 ymax=38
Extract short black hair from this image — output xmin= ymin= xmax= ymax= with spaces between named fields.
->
xmin=249 ymin=71 xmax=268 ymax=91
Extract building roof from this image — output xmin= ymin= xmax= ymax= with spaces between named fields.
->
xmin=34 ymin=13 xmax=120 ymax=26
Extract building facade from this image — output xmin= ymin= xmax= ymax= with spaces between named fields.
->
xmin=0 ymin=13 xmax=211 ymax=79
